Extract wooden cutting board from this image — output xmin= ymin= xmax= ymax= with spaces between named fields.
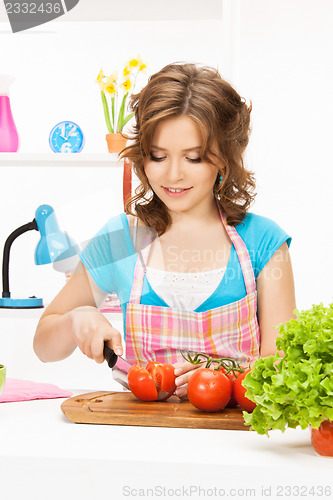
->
xmin=61 ymin=391 xmax=250 ymax=430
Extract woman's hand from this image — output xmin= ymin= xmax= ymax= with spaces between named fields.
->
xmin=173 ymin=359 xmax=205 ymax=399
xmin=69 ymin=306 xmax=123 ymax=364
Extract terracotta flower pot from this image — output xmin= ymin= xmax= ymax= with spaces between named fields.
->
xmin=106 ymin=133 xmax=127 ymax=154
xmin=311 ymin=419 xmax=333 ymax=456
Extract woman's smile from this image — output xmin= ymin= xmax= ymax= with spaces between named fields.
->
xmin=162 ymin=186 xmax=193 ymax=197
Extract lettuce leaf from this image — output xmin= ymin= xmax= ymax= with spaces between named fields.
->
xmin=243 ymin=302 xmax=333 ymax=435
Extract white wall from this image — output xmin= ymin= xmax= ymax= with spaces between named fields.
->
xmin=231 ymin=0 xmax=333 ymax=311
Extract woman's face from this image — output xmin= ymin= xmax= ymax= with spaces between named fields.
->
xmin=144 ymin=116 xmax=219 ymax=219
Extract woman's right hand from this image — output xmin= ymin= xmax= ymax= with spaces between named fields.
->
xmin=68 ymin=306 xmax=123 ymax=364
xmin=173 ymin=359 xmax=206 ymax=400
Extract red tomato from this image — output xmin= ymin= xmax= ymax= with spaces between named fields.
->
xmin=187 ymin=368 xmax=231 ymax=412
xmin=146 ymin=361 xmax=176 ymax=401
xmin=127 ymin=365 xmax=158 ymax=401
xmin=311 ymin=419 xmax=333 ymax=457
xmin=219 ymin=367 xmax=238 ymax=408
xmin=128 ymin=362 xmax=176 ymax=402
xmin=233 ymin=369 xmax=256 ymax=412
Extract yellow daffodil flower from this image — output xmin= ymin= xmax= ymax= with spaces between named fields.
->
xmin=123 ymin=66 xmax=131 ymax=77
xmin=106 ymin=71 xmax=118 ymax=85
xmin=128 ymin=58 xmax=140 ymax=69
xmin=121 ymin=78 xmax=132 ymax=92
xmin=128 ymin=55 xmax=144 ymax=69
xmin=105 ymin=83 xmax=116 ymax=95
xmin=97 ymin=80 xmax=106 ymax=92
xmin=96 ymin=69 xmax=105 ymax=82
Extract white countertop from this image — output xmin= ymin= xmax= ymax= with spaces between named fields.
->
xmin=0 ymin=392 xmax=332 ymax=500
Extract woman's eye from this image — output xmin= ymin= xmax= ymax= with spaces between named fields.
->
xmin=150 ymin=154 xmax=165 ymax=162
xmin=187 ymin=157 xmax=202 ymax=163
xmin=149 ymin=154 xmax=201 ymax=163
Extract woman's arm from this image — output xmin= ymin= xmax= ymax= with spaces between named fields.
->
xmin=33 ymin=260 xmax=123 ymax=363
xmin=256 ymin=241 xmax=297 ymax=357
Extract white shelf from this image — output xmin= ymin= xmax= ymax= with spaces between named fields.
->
xmin=0 ymin=153 xmax=124 ymax=167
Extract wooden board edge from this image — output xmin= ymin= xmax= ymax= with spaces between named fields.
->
xmin=61 ymin=408 xmax=250 ymax=430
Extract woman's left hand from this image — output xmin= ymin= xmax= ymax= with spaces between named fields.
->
xmin=173 ymin=360 xmax=205 ymax=399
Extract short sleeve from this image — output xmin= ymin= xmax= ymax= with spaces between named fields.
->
xmin=236 ymin=213 xmax=292 ymax=278
xmin=256 ymin=222 xmax=291 ymax=276
xmin=79 ymin=213 xmax=136 ymax=294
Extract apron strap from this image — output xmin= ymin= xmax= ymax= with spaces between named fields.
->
xmin=218 ymin=206 xmax=256 ymax=295
xmin=128 ymin=233 xmax=152 ymax=304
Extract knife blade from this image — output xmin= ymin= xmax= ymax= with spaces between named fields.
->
xmin=103 ymin=344 xmax=132 ymax=390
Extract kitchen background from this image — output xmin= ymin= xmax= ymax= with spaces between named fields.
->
xmin=0 ymin=0 xmax=332 ymax=388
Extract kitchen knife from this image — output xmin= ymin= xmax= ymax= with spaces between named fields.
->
xmin=103 ymin=344 xmax=132 ymax=390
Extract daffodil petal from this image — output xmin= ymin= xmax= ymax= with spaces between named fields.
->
xmin=97 ymin=80 xmax=107 ymax=91
xmin=97 ymin=69 xmax=105 ymax=81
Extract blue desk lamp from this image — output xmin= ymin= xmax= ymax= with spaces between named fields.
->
xmin=0 ymin=204 xmax=79 ymax=309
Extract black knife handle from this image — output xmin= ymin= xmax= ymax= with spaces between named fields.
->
xmin=103 ymin=344 xmax=118 ymax=368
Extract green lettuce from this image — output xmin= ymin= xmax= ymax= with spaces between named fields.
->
xmin=242 ymin=302 xmax=333 ymax=435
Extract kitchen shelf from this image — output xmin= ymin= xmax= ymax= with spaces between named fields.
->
xmin=0 ymin=153 xmax=123 ymax=167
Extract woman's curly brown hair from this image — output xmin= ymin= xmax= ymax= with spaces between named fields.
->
xmin=120 ymin=62 xmax=256 ymax=235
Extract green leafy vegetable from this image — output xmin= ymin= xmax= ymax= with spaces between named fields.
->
xmin=242 ymin=302 xmax=333 ymax=435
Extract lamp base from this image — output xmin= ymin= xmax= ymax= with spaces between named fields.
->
xmin=0 ymin=296 xmax=44 ymax=308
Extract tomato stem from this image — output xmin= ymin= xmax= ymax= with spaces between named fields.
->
xmin=180 ymin=351 xmax=245 ymax=375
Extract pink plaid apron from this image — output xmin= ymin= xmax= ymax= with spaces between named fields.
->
xmin=125 ymin=208 xmax=260 ymax=366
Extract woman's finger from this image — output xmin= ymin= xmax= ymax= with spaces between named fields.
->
xmin=175 ymin=361 xmax=206 ymax=387
xmin=175 ymin=367 xmax=198 ymax=388
xmin=90 ymin=335 xmax=105 ymax=364
xmin=175 ymin=385 xmax=188 ymax=399
xmin=81 ymin=341 xmax=93 ymax=360
xmin=105 ymin=328 xmax=124 ymax=357
xmin=174 ymin=360 xmax=202 ymax=376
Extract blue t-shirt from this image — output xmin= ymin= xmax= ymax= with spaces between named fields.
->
xmin=80 ymin=212 xmax=291 ymax=339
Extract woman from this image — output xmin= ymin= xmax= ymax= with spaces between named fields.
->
xmin=33 ymin=63 xmax=296 ymax=399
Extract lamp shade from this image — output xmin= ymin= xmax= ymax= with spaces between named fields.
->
xmin=34 ymin=205 xmax=79 ymax=265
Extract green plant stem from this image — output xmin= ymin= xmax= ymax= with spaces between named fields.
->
xmin=117 ymin=93 xmax=128 ymax=133
xmin=101 ymin=91 xmax=113 ymax=133
xmin=180 ymin=351 xmax=244 ymax=375
xmin=122 ymin=112 xmax=134 ymax=128
xmin=111 ymin=96 xmax=115 ymax=132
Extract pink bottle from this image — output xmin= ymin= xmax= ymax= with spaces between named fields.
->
xmin=0 ymin=75 xmax=19 ymax=152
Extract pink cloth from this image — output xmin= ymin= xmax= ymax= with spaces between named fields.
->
xmin=0 ymin=378 xmax=72 ymax=403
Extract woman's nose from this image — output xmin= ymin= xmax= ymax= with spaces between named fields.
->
xmin=167 ymin=158 xmax=184 ymax=181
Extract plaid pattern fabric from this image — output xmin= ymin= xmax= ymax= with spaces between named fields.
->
xmin=125 ymin=208 xmax=260 ymax=366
